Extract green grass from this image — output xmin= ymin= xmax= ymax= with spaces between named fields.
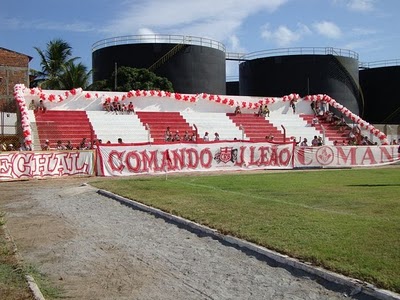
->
xmin=91 ymin=168 xmax=400 ymax=293
xmin=0 ymin=213 xmax=63 ymax=300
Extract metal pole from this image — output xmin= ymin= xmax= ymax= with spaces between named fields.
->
xmin=281 ymin=125 xmax=286 ymax=142
xmin=114 ymin=62 xmax=117 ymax=91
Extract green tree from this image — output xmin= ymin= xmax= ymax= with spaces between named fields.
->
xmin=111 ymin=67 xmax=174 ymax=92
xmin=33 ymin=38 xmax=89 ymax=89
xmin=59 ymin=62 xmax=91 ymax=90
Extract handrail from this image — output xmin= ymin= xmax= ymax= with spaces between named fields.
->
xmin=281 ymin=125 xmax=286 ymax=142
xmin=145 ymin=123 xmax=151 ymax=144
xmin=239 ymin=124 xmax=244 ymax=141
xmin=92 ymin=34 xmax=226 ymax=53
xmin=193 ymin=124 xmax=198 ymax=143
xmin=242 ymin=47 xmax=359 ymax=61
xmin=321 ymin=124 xmax=326 ymax=145
xmin=359 ymin=59 xmax=400 ymax=69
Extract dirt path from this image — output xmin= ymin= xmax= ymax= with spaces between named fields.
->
xmin=0 ymin=177 xmax=374 ymax=300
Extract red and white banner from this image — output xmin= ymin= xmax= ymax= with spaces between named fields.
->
xmin=0 ymin=151 xmax=95 ymax=181
xmin=294 ymin=145 xmax=400 ymax=168
xmin=97 ymin=142 xmax=295 ymax=176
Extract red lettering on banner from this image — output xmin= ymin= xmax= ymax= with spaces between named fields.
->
xmin=13 ymin=153 xmax=33 ymax=177
xmin=249 ymin=146 xmax=260 ymax=166
xmin=379 ymin=147 xmax=395 ymax=163
xmin=336 ymin=147 xmax=357 ymax=165
xmin=140 ymin=150 xmax=161 ymax=172
xmin=186 ymin=148 xmax=199 ymax=169
xmin=268 ymin=147 xmax=279 ymax=166
xmin=279 ymin=148 xmax=292 ymax=166
xmin=171 ymin=149 xmax=186 ymax=170
xmin=31 ymin=153 xmax=58 ymax=176
xmin=296 ymin=147 xmax=313 ymax=165
xmin=125 ymin=151 xmax=141 ymax=173
xmin=235 ymin=146 xmax=246 ymax=167
xmin=109 ymin=150 xmax=125 ymax=173
xmin=361 ymin=147 xmax=377 ymax=165
xmin=0 ymin=155 xmax=13 ymax=178
xmin=200 ymin=148 xmax=212 ymax=168
xmin=0 ymin=151 xmax=92 ymax=180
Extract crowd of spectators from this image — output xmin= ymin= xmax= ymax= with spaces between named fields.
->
xmin=102 ymin=101 xmax=135 ymax=114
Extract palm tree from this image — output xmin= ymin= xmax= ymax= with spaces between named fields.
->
xmin=59 ymin=62 xmax=91 ymax=90
xmin=33 ymin=39 xmax=79 ymax=89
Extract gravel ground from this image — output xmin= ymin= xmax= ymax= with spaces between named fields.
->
xmin=0 ymin=177 xmax=379 ymax=300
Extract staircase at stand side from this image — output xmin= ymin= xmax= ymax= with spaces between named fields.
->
xmin=181 ymin=112 xmax=245 ymax=141
xmin=136 ymin=111 xmax=195 ymax=143
xmin=34 ymin=110 xmax=96 ymax=149
xmin=86 ymin=111 xmax=150 ymax=144
xmin=227 ymin=113 xmax=285 ymax=142
xmin=300 ymin=114 xmax=351 ymax=144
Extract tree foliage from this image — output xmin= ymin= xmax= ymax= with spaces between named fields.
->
xmin=108 ymin=67 xmax=174 ymax=92
xmin=32 ymin=38 xmax=91 ymax=90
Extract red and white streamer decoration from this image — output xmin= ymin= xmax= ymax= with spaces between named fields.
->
xmin=16 ymin=84 xmax=387 ymax=145
xmin=303 ymin=94 xmax=388 ymax=145
xmin=14 ymin=84 xmax=32 ymax=146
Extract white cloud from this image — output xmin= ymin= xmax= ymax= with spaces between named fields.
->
xmin=332 ymin=0 xmax=376 ymax=12
xmin=313 ymin=21 xmax=342 ymax=39
xmin=347 ymin=0 xmax=375 ymax=12
xmin=260 ymin=23 xmax=311 ymax=47
xmin=101 ymin=0 xmax=289 ymax=43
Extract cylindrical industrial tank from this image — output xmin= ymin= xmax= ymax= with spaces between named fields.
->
xmin=360 ymin=61 xmax=400 ymax=124
xmin=239 ymin=47 xmax=362 ymax=116
xmin=92 ymin=34 xmax=226 ymax=95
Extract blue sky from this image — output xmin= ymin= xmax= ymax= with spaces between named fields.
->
xmin=1 ymin=0 xmax=399 ymax=78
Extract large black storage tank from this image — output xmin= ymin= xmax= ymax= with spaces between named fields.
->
xmin=239 ymin=47 xmax=362 ymax=116
xmin=92 ymin=35 xmax=226 ymax=94
xmin=359 ymin=62 xmax=400 ymax=124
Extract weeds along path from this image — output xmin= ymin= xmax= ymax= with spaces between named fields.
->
xmin=0 ymin=177 xmax=364 ymax=300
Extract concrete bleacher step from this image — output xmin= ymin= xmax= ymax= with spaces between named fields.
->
xmin=300 ymin=114 xmax=351 ymax=144
xmin=35 ymin=110 xmax=97 ymax=146
xmin=267 ymin=113 xmax=325 ymax=144
xmin=181 ymin=112 xmax=245 ymax=141
xmin=136 ymin=111 xmax=195 ymax=142
xmin=86 ymin=111 xmax=150 ymax=143
xmin=227 ymin=113 xmax=284 ymax=142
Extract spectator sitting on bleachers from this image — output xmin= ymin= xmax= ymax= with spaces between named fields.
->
xmin=102 ymin=101 xmax=110 ymax=112
xmin=173 ymin=131 xmax=181 ymax=141
xmin=165 ymin=127 xmax=172 ymax=142
xmin=28 ymin=100 xmax=37 ymax=111
xmin=234 ymin=105 xmax=241 ymax=115
xmin=121 ymin=103 xmax=127 ymax=114
xmin=265 ymin=134 xmax=274 ymax=142
xmin=42 ymin=139 xmax=50 ymax=151
xmin=325 ymin=111 xmax=334 ymax=123
xmin=300 ymin=138 xmax=308 ymax=146
xmin=312 ymin=116 xmax=319 ymax=126
xmin=56 ymin=140 xmax=66 ymax=150
xmin=290 ymin=99 xmax=296 ymax=114
xmin=310 ymin=101 xmax=317 ymax=115
xmin=183 ymin=130 xmax=190 ymax=141
xmin=311 ymin=136 xmax=319 ymax=146
xmin=203 ymin=132 xmax=209 ymax=141
xmin=65 ymin=140 xmax=74 ymax=150
xmin=190 ymin=132 xmax=197 ymax=142
xmin=128 ymin=102 xmax=135 ymax=114
xmin=79 ymin=137 xmax=89 ymax=150
xmin=263 ymin=105 xmax=270 ymax=117
xmin=38 ymin=100 xmax=46 ymax=112
xmin=214 ymin=132 xmax=220 ymax=141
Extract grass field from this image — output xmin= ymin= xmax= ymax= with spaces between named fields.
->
xmin=91 ymin=167 xmax=400 ymax=293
